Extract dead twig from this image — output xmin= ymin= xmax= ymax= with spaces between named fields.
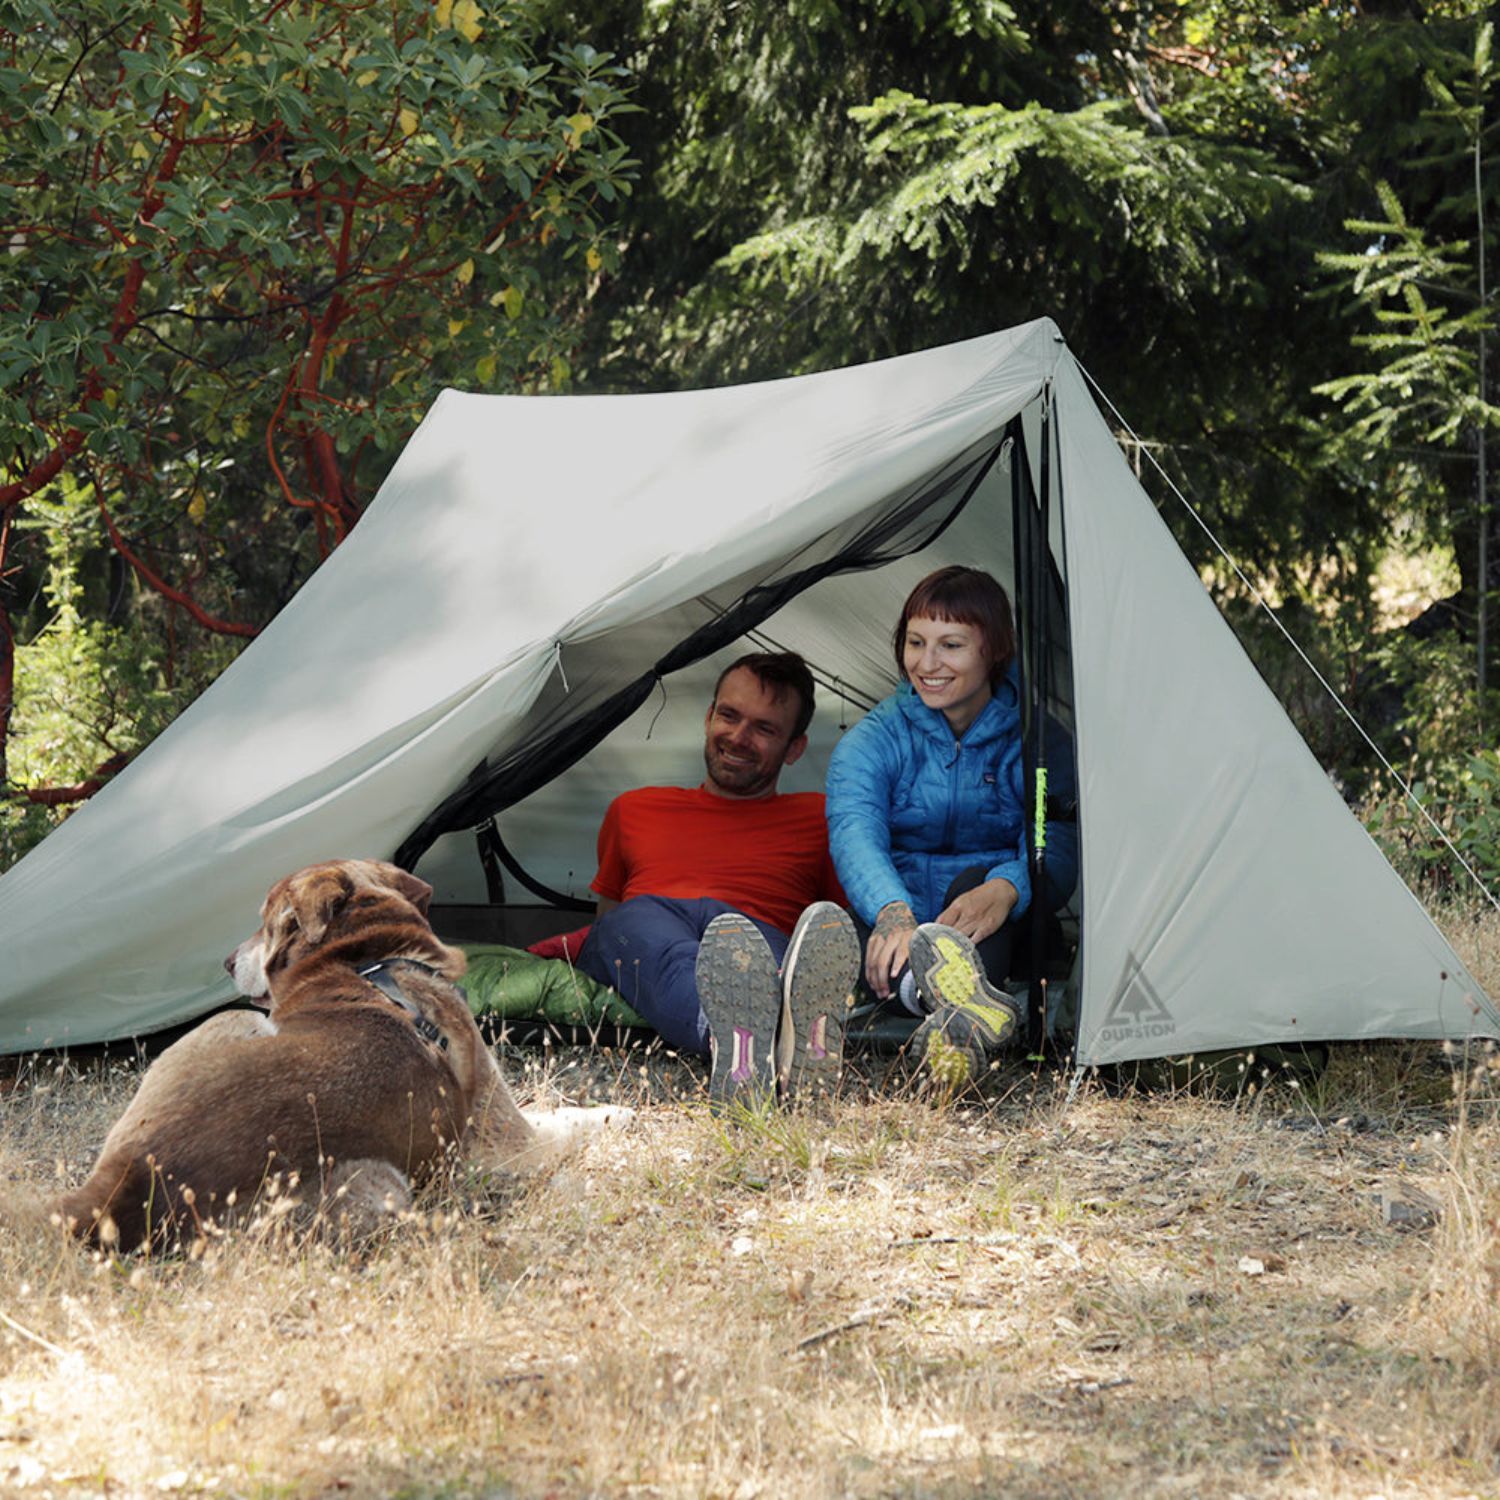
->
xmin=794 ymin=1296 xmax=912 ymax=1353
xmin=888 ymin=1233 xmax=1015 ymax=1248
xmin=0 ymin=1307 xmax=68 ymax=1358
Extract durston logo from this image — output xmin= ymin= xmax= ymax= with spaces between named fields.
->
xmin=1099 ymin=954 xmax=1177 ymax=1043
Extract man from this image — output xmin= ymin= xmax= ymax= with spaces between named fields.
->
xmin=575 ymin=652 xmax=858 ymax=1104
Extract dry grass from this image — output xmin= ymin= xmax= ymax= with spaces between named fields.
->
xmin=4 ymin=917 xmax=1500 ymax=1499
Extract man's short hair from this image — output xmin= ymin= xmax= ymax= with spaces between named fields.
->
xmin=712 ymin=652 xmax=816 ymax=740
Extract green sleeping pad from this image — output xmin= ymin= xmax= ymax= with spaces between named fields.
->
xmin=459 ymin=944 xmax=647 ymax=1029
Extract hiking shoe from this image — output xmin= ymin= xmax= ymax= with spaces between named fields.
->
xmin=697 ymin=913 xmax=781 ymax=1110
xmin=777 ymin=902 xmax=860 ymax=1102
xmin=908 ymin=923 xmax=1020 ymax=1090
xmin=910 ymin=1006 xmax=996 ymax=1096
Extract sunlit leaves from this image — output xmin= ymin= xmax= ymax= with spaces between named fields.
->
xmin=0 ymin=0 xmax=636 ymax=515
xmin=1316 ymin=182 xmax=1498 ymax=449
xmin=1316 ymin=11 xmax=1498 ymax=498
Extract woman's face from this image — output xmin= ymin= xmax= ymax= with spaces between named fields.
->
xmin=902 ymin=614 xmax=993 ymax=734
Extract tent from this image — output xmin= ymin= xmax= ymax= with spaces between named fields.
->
xmin=0 ymin=317 xmax=1493 ymax=1062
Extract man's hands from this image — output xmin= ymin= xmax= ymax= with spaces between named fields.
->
xmin=865 ymin=900 xmax=918 ymax=999
xmin=935 ymin=878 xmax=1017 ymax=944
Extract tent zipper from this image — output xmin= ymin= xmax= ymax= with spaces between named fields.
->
xmin=942 ymin=738 xmax=962 ymax=853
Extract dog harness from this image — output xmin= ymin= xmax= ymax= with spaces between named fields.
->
xmin=356 ymin=958 xmax=456 ymax=1051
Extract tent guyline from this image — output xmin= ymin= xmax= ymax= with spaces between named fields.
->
xmin=1077 ymin=357 xmax=1500 ymax=920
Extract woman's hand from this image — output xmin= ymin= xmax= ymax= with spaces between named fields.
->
xmin=866 ymin=900 xmax=918 ymax=999
xmin=936 ymin=878 xmax=1018 ymax=945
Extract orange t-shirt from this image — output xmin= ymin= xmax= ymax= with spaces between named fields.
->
xmin=590 ymin=786 xmax=844 ymax=935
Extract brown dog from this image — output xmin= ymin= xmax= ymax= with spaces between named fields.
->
xmin=53 ymin=859 xmax=617 ymax=1251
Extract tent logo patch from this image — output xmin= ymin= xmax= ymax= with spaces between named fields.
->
xmin=1100 ymin=954 xmax=1176 ymax=1043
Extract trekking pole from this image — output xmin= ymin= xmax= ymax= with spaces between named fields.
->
xmin=1026 ymin=385 xmax=1054 ymax=1055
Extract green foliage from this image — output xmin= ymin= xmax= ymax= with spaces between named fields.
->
xmin=1374 ymin=623 xmax=1489 ymax=773
xmin=1360 ymin=627 xmax=1500 ymax=896
xmin=1364 ymin=752 xmax=1500 ymax=898
xmin=0 ymin=479 xmax=243 ymax=869
xmin=720 ymin=86 xmax=1307 ymax=329
xmin=1314 ymin=7 xmax=1497 ymax=634
xmin=0 ymin=0 xmax=634 ymax=576
xmin=0 ymin=0 xmax=635 ymax=839
xmin=1316 ymin=183 xmax=1498 ymax=449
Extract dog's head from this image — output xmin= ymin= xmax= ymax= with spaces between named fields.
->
xmin=228 ymin=859 xmax=439 ymax=1001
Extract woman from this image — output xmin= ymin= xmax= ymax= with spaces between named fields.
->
xmin=825 ymin=565 xmax=1029 ymax=1081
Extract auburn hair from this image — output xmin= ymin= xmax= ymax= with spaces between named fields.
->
xmin=893 ymin=566 xmax=1016 ymax=689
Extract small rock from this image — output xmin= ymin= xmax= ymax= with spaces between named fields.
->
xmin=1251 ymin=1250 xmax=1287 ymax=1273
xmin=1378 ymin=1188 xmax=1440 ymax=1231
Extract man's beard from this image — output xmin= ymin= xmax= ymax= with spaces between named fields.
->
xmin=704 ymin=740 xmax=779 ymax=798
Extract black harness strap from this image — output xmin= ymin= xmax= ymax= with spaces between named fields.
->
xmin=357 ymin=959 xmax=454 ymax=1051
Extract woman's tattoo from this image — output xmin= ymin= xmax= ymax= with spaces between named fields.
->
xmin=874 ymin=901 xmax=917 ymax=938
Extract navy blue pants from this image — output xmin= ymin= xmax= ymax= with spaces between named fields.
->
xmin=576 ymin=896 xmax=791 ymax=1056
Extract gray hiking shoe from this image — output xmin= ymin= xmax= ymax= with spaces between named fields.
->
xmin=908 ymin=923 xmax=1021 ymax=1093
xmin=697 ymin=913 xmax=781 ymax=1110
xmin=777 ymin=902 xmax=859 ymax=1102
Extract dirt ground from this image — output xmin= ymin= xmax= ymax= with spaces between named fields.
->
xmin=3 ymin=1023 xmax=1497 ymax=1499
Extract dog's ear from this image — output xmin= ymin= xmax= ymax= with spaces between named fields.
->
xmin=292 ymin=866 xmax=354 ymax=946
xmin=390 ymin=869 xmax=433 ymax=917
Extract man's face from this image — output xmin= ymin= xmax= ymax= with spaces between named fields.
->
xmin=702 ymin=667 xmax=807 ymax=799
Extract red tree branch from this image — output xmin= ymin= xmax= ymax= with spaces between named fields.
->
xmin=0 ymin=423 xmax=90 ymax=514
xmin=10 ymin=752 xmax=130 ymax=807
xmin=271 ymin=183 xmax=366 ymax=542
xmin=94 ymin=484 xmax=258 ymax=638
xmin=265 ymin=357 xmax=336 ymax=555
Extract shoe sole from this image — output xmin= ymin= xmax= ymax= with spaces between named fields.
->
xmin=909 ymin=924 xmax=1019 ymax=1047
xmin=696 ymin=913 xmax=781 ymax=1109
xmin=779 ymin=902 xmax=859 ymax=1101
xmin=913 ymin=1020 xmax=980 ymax=1098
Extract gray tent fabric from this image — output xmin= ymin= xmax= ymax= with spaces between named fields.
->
xmin=1049 ymin=354 xmax=1492 ymax=1060
xmin=0 ymin=317 xmax=1492 ymax=1062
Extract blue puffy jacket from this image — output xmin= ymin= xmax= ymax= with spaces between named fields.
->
xmin=826 ymin=679 xmax=1032 ymax=926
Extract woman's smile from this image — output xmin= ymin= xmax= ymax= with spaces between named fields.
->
xmin=903 ymin=615 xmax=993 ymax=735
